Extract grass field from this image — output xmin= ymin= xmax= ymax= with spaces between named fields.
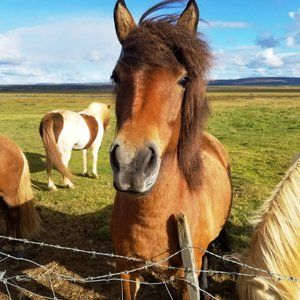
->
xmin=0 ymin=89 xmax=299 ymax=299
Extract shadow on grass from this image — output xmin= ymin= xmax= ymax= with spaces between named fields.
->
xmin=25 ymin=152 xmax=45 ymax=173
xmin=226 ymin=220 xmax=252 ymax=251
xmin=31 ymin=179 xmax=68 ymax=192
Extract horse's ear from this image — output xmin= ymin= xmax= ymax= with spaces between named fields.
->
xmin=114 ymin=0 xmax=137 ymax=44
xmin=177 ymin=0 xmax=199 ymax=34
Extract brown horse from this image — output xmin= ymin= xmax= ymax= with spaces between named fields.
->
xmin=0 ymin=136 xmax=40 ymax=257
xmin=110 ymin=0 xmax=232 ymax=299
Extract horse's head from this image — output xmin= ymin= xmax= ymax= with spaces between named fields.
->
xmin=110 ymin=0 xmax=211 ymax=195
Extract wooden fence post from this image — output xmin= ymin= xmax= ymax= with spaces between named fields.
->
xmin=176 ymin=213 xmax=200 ymax=300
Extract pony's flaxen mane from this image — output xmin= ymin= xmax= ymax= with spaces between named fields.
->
xmin=117 ymin=0 xmax=211 ymax=188
xmin=237 ymin=156 xmax=300 ymax=300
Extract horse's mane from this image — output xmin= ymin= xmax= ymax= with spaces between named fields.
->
xmin=118 ymin=1 xmax=211 ymax=188
xmin=237 ymin=156 xmax=300 ymax=300
xmin=139 ymin=0 xmax=185 ymax=24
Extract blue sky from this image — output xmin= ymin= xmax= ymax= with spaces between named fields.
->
xmin=0 ymin=0 xmax=299 ymax=83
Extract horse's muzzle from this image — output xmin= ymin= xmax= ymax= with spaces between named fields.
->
xmin=110 ymin=141 xmax=160 ymax=195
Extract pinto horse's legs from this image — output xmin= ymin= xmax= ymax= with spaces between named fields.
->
xmin=61 ymin=149 xmax=74 ymax=189
xmin=120 ymin=273 xmax=140 ymax=300
xmin=46 ymin=157 xmax=57 ymax=191
xmin=91 ymin=142 xmax=101 ymax=179
xmin=82 ymin=149 xmax=88 ymax=176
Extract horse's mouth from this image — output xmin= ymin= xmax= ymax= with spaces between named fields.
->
xmin=113 ymin=182 xmax=152 ymax=198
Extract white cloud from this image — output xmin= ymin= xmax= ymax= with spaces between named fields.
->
xmin=86 ymin=50 xmax=103 ymax=62
xmin=211 ymin=46 xmax=300 ymax=79
xmin=0 ymin=16 xmax=121 ymax=84
xmin=255 ymin=68 xmax=266 ymax=76
xmin=255 ymin=48 xmax=283 ymax=68
xmin=0 ymin=34 xmax=26 ymax=65
xmin=286 ymin=9 xmax=300 ymax=47
xmin=288 ymin=10 xmax=300 ymax=21
xmin=211 ymin=46 xmax=257 ymax=79
xmin=0 ymin=65 xmax=43 ymax=77
xmin=289 ymin=12 xmax=296 ymax=20
xmin=205 ymin=20 xmax=250 ymax=29
xmin=286 ymin=36 xmax=295 ymax=47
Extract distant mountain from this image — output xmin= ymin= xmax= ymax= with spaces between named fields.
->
xmin=209 ymin=77 xmax=300 ymax=86
xmin=0 ymin=83 xmax=114 ymax=92
xmin=0 ymin=77 xmax=300 ymax=92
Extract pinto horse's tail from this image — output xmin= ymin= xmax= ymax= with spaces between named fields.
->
xmin=18 ymin=152 xmax=41 ymax=238
xmin=39 ymin=114 xmax=73 ymax=179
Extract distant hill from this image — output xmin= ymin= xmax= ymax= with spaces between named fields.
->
xmin=0 ymin=77 xmax=300 ymax=92
xmin=209 ymin=77 xmax=300 ymax=86
xmin=0 ymin=83 xmax=114 ymax=93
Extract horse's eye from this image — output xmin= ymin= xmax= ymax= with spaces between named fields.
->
xmin=111 ymin=73 xmax=120 ymax=84
xmin=178 ymin=76 xmax=190 ymax=88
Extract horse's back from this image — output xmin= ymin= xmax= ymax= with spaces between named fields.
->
xmin=43 ymin=110 xmax=90 ymax=149
xmin=0 ymin=136 xmax=23 ymax=166
xmin=202 ymin=132 xmax=230 ymax=174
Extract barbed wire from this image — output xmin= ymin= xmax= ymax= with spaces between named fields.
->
xmin=0 ymin=235 xmax=144 ymax=263
xmin=175 ymin=277 xmax=219 ymax=300
xmin=1 ymin=264 xmax=177 ymax=300
xmin=1 ymin=234 xmax=299 ymax=283
xmin=193 ymin=246 xmax=300 ymax=283
xmin=0 ymin=234 xmax=299 ymax=300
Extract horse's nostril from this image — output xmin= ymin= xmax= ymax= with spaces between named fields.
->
xmin=149 ymin=147 xmax=157 ymax=164
xmin=150 ymin=147 xmax=155 ymax=160
xmin=110 ymin=144 xmax=120 ymax=172
xmin=143 ymin=145 xmax=158 ymax=174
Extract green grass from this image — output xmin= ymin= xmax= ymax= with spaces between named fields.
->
xmin=0 ymin=90 xmax=299 ymax=249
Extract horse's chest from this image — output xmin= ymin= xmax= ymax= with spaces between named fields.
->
xmin=112 ymin=210 xmax=179 ymax=261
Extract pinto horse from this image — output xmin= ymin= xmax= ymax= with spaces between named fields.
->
xmin=39 ymin=102 xmax=110 ymax=190
xmin=0 ymin=136 xmax=40 ymax=257
xmin=237 ymin=156 xmax=300 ymax=300
xmin=110 ymin=0 xmax=232 ymax=298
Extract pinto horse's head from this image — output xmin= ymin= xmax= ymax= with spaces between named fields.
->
xmin=110 ymin=0 xmax=211 ymax=195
